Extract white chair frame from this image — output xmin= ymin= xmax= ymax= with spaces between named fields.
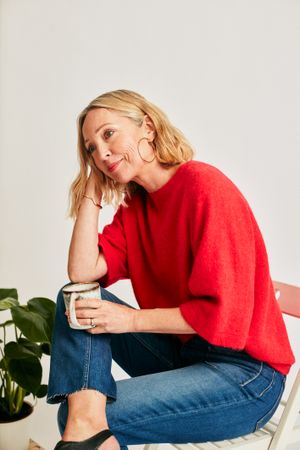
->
xmin=144 ymin=281 xmax=300 ymax=450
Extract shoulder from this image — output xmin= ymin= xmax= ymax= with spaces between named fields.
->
xmin=185 ymin=162 xmax=258 ymax=241
xmin=180 ymin=160 xmax=245 ymax=202
xmin=179 ymin=160 xmax=231 ymax=184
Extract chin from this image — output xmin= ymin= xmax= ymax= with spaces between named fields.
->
xmin=109 ymin=172 xmax=133 ymax=185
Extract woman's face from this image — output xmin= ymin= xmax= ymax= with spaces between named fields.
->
xmin=82 ymin=108 xmax=155 ymax=184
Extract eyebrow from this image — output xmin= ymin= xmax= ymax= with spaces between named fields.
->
xmin=84 ymin=122 xmax=113 ymax=144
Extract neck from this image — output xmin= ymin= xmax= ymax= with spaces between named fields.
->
xmin=133 ymin=161 xmax=182 ymax=193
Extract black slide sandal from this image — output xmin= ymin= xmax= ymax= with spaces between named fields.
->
xmin=54 ymin=429 xmax=114 ymax=449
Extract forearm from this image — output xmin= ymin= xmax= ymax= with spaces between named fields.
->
xmin=68 ymin=196 xmax=102 ymax=282
xmin=133 ymin=307 xmax=195 ymax=334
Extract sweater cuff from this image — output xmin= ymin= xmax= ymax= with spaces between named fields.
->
xmin=179 ymin=300 xmax=246 ymax=349
xmin=97 ymin=234 xmax=125 ymax=287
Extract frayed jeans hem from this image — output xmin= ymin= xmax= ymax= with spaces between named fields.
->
xmin=47 ymin=387 xmax=117 ymax=405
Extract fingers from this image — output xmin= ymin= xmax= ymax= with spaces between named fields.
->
xmin=75 ymin=298 xmax=100 ymax=309
xmin=79 ymin=317 xmax=98 ymax=327
xmin=64 ymin=298 xmax=101 ymax=328
xmin=64 ymin=300 xmax=131 ymax=333
xmin=64 ymin=309 xmax=97 ymax=320
xmin=65 ymin=310 xmax=103 ymax=329
xmin=73 ymin=308 xmax=98 ymax=319
xmin=86 ymin=326 xmax=101 ymax=334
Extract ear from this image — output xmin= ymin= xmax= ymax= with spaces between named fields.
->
xmin=142 ymin=115 xmax=156 ymax=142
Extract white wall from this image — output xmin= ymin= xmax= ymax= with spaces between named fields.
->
xmin=0 ymin=0 xmax=299 ymax=449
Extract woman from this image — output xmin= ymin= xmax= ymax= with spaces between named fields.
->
xmin=47 ymin=89 xmax=294 ymax=450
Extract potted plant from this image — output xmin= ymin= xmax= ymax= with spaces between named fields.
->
xmin=0 ymin=288 xmax=55 ymax=450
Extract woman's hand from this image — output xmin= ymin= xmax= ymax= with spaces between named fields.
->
xmin=85 ymin=168 xmax=102 ymax=200
xmin=66 ymin=298 xmax=137 ymax=334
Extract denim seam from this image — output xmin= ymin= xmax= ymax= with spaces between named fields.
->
xmin=82 ymin=333 xmax=92 ymax=387
xmin=130 ymin=333 xmax=175 ymax=368
xmin=240 ymin=362 xmax=263 ymax=387
xmin=204 ymin=360 xmax=264 ymax=389
xmin=257 ymin=369 xmax=275 ymax=399
xmin=255 ymin=373 xmax=284 ymax=431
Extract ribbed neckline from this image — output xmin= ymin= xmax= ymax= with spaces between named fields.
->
xmin=148 ymin=161 xmax=192 ymax=199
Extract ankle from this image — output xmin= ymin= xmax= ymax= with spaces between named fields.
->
xmin=69 ymin=413 xmax=108 ymax=428
xmin=63 ymin=418 xmax=108 ymax=442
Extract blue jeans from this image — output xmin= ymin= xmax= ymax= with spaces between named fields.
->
xmin=47 ymin=287 xmax=286 ymax=450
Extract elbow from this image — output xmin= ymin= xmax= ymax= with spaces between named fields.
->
xmin=67 ymin=266 xmax=95 ymax=284
xmin=68 ymin=256 xmax=107 ymax=283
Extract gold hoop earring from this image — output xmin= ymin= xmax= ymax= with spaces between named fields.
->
xmin=137 ymin=137 xmax=156 ymax=163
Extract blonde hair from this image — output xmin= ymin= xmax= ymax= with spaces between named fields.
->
xmin=69 ymin=89 xmax=194 ymax=218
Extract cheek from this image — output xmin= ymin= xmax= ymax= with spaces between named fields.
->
xmin=122 ymin=141 xmax=139 ymax=162
xmin=122 ymin=140 xmax=137 ymax=153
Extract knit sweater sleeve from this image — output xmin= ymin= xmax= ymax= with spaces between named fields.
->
xmin=98 ymin=206 xmax=129 ymax=287
xmin=179 ymin=174 xmax=260 ymax=349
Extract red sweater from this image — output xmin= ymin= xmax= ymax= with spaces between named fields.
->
xmin=98 ymin=160 xmax=295 ymax=375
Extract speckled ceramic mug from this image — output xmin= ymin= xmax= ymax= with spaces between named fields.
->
xmin=62 ymin=282 xmax=100 ymax=330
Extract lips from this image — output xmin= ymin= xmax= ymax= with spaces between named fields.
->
xmin=107 ymin=159 xmax=123 ymax=173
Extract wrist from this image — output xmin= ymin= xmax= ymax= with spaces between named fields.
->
xmin=85 ymin=175 xmax=102 ymax=202
xmin=84 ymin=188 xmax=102 ymax=199
xmin=83 ymin=195 xmax=102 ymax=208
xmin=132 ymin=309 xmax=141 ymax=332
xmin=131 ymin=308 xmax=154 ymax=333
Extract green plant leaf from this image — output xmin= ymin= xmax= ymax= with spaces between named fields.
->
xmin=0 ymin=357 xmax=8 ymax=369
xmin=10 ymin=306 xmax=52 ymax=343
xmin=18 ymin=338 xmax=42 ymax=358
xmin=0 ymin=289 xmax=18 ymax=301
xmin=27 ymin=297 xmax=56 ymax=319
xmin=0 ymin=297 xmax=19 ymax=310
xmin=8 ymin=357 xmax=42 ymax=394
xmin=36 ymin=384 xmax=48 ymax=398
xmin=27 ymin=297 xmax=56 ymax=341
xmin=5 ymin=342 xmax=40 ymax=359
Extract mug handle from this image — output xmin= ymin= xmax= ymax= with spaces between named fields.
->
xmin=69 ymin=292 xmax=81 ymax=328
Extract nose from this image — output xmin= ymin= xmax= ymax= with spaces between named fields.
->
xmin=94 ymin=144 xmax=112 ymax=161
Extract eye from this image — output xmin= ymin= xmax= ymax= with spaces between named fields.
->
xmin=86 ymin=145 xmax=96 ymax=155
xmin=103 ymin=129 xmax=114 ymax=140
